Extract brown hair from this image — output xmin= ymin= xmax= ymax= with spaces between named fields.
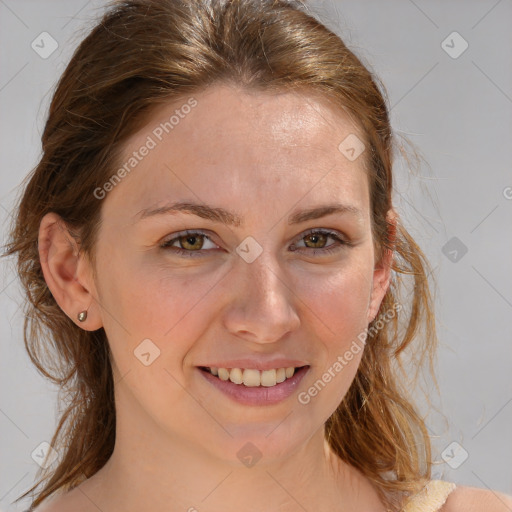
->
xmin=3 ymin=0 xmax=438 ymax=510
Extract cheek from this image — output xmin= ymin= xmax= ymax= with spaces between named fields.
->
xmin=291 ymin=263 xmax=374 ymax=419
xmin=98 ymin=256 xmax=225 ymax=366
xmin=300 ymin=260 xmax=374 ymax=341
xmin=95 ymin=259 xmax=223 ymax=419
xmin=103 ymin=250 xmax=375 ymax=355
xmin=98 ymin=241 xmax=214 ymax=333
xmin=299 ymin=261 xmax=373 ymax=382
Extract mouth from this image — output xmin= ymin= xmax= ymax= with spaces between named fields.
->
xmin=196 ymin=365 xmax=311 ymax=406
xmin=198 ymin=365 xmax=310 ymax=388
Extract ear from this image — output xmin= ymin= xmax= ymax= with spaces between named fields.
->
xmin=38 ymin=212 xmax=103 ymax=331
xmin=366 ymin=208 xmax=397 ymax=324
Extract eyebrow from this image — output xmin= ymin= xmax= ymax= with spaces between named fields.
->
xmin=135 ymin=201 xmax=363 ymax=227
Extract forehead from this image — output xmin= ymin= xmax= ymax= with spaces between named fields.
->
xmin=103 ymin=84 xmax=370 ymax=224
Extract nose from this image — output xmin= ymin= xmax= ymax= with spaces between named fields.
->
xmin=222 ymin=253 xmax=301 ymax=344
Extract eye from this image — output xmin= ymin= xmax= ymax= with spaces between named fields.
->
xmin=290 ymin=229 xmax=350 ymax=256
xmin=160 ymin=228 xmax=351 ymax=258
xmin=160 ymin=230 xmax=218 ymax=257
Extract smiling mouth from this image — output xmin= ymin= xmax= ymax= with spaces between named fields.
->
xmin=198 ymin=365 xmax=309 ymax=387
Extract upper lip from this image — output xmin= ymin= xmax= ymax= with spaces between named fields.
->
xmin=197 ymin=358 xmax=309 ymax=371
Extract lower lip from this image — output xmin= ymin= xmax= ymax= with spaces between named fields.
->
xmin=197 ymin=366 xmax=310 ymax=406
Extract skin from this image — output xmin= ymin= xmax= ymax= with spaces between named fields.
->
xmin=37 ymin=83 xmax=397 ymax=512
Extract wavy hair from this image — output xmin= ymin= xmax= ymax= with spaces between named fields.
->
xmin=3 ymin=0 xmax=438 ymax=509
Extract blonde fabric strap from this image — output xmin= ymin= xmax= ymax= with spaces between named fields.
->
xmin=402 ymin=480 xmax=457 ymax=512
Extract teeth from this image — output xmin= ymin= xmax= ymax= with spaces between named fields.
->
xmin=285 ymin=367 xmax=295 ymax=379
xmin=230 ymin=368 xmax=243 ymax=385
xmin=218 ymin=368 xmax=229 ymax=381
xmin=208 ymin=366 xmax=299 ymax=387
xmin=244 ymin=369 xmax=262 ymax=387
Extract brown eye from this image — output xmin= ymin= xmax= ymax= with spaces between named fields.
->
xmin=160 ymin=228 xmax=351 ymax=259
xmin=177 ymin=233 xmax=204 ymax=251
xmin=160 ymin=230 xmax=218 ymax=257
xmin=303 ymin=232 xmax=329 ymax=249
xmin=291 ymin=229 xmax=350 ymax=256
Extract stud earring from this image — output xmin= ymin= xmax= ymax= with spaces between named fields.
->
xmin=77 ymin=310 xmax=88 ymax=322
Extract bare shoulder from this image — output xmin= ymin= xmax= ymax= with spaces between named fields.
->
xmin=31 ymin=486 xmax=93 ymax=512
xmin=441 ymin=485 xmax=512 ymax=512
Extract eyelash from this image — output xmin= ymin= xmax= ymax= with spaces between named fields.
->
xmin=159 ymin=228 xmax=351 ymax=258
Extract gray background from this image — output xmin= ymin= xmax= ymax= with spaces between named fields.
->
xmin=1 ymin=0 xmax=511 ymax=510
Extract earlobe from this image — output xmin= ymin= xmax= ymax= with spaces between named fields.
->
xmin=366 ymin=208 xmax=397 ymax=323
xmin=38 ymin=212 xmax=102 ymax=330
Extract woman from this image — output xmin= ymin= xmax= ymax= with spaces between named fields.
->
xmin=4 ymin=0 xmax=511 ymax=511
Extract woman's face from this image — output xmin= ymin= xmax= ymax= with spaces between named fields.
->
xmin=87 ymin=84 xmax=391 ymax=465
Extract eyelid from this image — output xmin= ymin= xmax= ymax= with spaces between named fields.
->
xmin=161 ymin=227 xmax=349 ymax=247
xmin=160 ymin=229 xmax=219 ymax=248
xmin=298 ymin=227 xmax=349 ymax=243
